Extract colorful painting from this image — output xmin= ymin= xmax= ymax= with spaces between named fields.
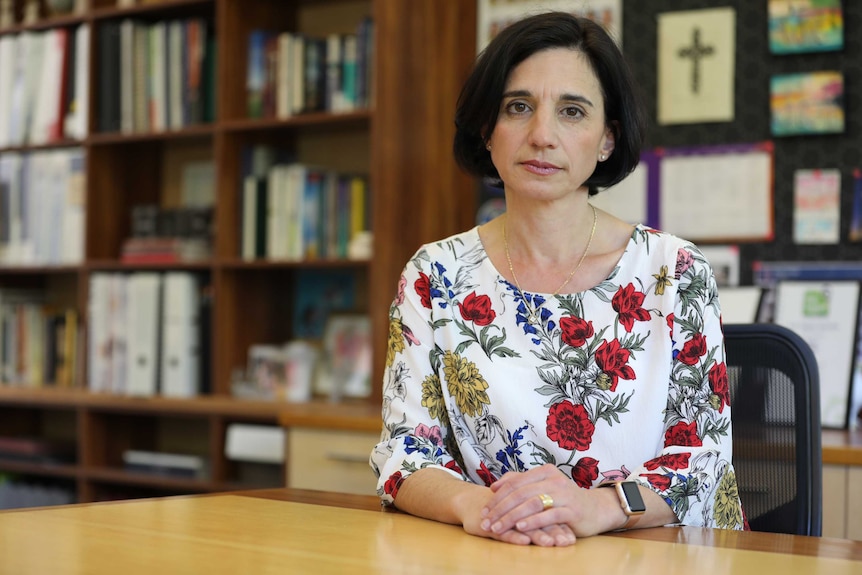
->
xmin=476 ymin=0 xmax=622 ymax=52
xmin=770 ymin=71 xmax=844 ymax=136
xmin=768 ymin=0 xmax=843 ymax=54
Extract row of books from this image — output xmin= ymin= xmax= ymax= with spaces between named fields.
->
xmin=87 ymin=271 xmax=210 ymax=398
xmin=246 ymin=16 xmax=374 ymax=119
xmin=99 ymin=17 xmax=215 ymax=134
xmin=0 ymin=289 xmax=79 ymax=389
xmin=122 ymin=204 xmax=214 ymax=264
xmin=241 ymin=161 xmax=370 ymax=261
xmin=0 ymin=476 xmax=75 ymax=510
xmin=0 ymin=149 xmax=86 ymax=266
xmin=0 ymin=24 xmax=89 ymax=147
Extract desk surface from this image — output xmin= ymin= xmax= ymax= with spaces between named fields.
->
xmin=1 ymin=488 xmax=861 ymax=574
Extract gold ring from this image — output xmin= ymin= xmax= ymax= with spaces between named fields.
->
xmin=538 ymin=493 xmax=554 ymax=511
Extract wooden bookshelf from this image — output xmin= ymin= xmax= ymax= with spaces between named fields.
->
xmin=0 ymin=0 xmax=478 ymax=505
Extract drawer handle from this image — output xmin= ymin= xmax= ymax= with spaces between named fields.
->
xmin=325 ymin=452 xmax=369 ymax=464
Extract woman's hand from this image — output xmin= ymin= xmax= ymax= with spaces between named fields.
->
xmin=480 ymin=463 xmax=623 ymax=539
xmin=454 ymin=482 xmax=576 ymax=546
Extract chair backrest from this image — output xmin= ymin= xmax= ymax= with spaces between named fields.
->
xmin=723 ymin=323 xmax=822 ymax=536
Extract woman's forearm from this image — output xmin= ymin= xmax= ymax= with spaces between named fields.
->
xmin=394 ymin=467 xmax=489 ymax=525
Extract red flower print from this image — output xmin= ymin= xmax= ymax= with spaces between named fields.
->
xmin=666 ymin=313 xmax=674 ymax=339
xmin=560 ymin=316 xmax=594 ymax=347
xmin=612 ymin=283 xmax=650 ymax=332
xmin=477 ymin=461 xmax=497 ymax=487
xmin=664 ymin=421 xmax=703 ymax=448
xmin=458 ymin=291 xmax=496 ymax=326
xmin=595 ymin=339 xmax=636 ymax=392
xmin=640 ymin=473 xmax=672 ymax=491
xmin=384 ymin=471 xmax=404 ymax=498
xmin=675 ymin=248 xmax=694 ymax=278
xmin=677 ymin=333 xmax=707 ymax=366
xmin=415 ymin=272 xmax=432 ymax=309
xmin=571 ymin=457 xmax=599 ymax=488
xmin=709 ymin=361 xmax=730 ymax=413
xmin=444 ymin=459 xmax=463 ymax=475
xmin=644 ymin=453 xmax=691 ymax=471
xmin=546 ymin=400 xmax=595 ymax=452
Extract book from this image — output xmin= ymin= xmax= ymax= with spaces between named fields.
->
xmin=246 ymin=29 xmax=273 ymax=118
xmin=120 ymin=19 xmax=135 ymax=134
xmin=148 ymin=21 xmax=168 ymax=131
xmin=98 ymin=21 xmax=122 ymax=133
xmin=0 ymin=35 xmax=16 ymax=147
xmin=168 ymin=19 xmax=184 ymax=130
xmin=125 ymin=273 xmax=161 ymax=397
xmin=341 ymin=34 xmax=358 ymax=111
xmin=64 ymin=24 xmax=89 ymax=140
xmin=275 ymin=32 xmax=295 ymax=118
xmin=303 ymin=36 xmax=326 ymax=113
xmin=266 ymin=164 xmax=289 ymax=259
xmin=160 ymin=272 xmax=201 ymax=398
xmin=122 ymin=449 xmax=207 ymax=479
xmin=325 ymin=33 xmax=344 ymax=112
xmin=241 ymin=174 xmax=267 ymax=260
xmin=131 ymin=21 xmax=149 ymax=132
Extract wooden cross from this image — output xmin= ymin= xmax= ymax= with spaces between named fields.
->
xmin=677 ymin=28 xmax=714 ymax=94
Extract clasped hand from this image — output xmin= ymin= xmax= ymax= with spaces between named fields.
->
xmin=470 ymin=463 xmax=607 ymax=546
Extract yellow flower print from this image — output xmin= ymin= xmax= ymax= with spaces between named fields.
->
xmin=386 ymin=318 xmax=406 ymax=368
xmin=421 ymin=374 xmax=446 ymax=421
xmin=713 ymin=469 xmax=743 ymax=529
xmin=653 ymin=265 xmax=672 ymax=296
xmin=442 ymin=351 xmax=490 ymax=417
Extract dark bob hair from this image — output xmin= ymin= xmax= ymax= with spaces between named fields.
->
xmin=453 ymin=11 xmax=646 ymax=195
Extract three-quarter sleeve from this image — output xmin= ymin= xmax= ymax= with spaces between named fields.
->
xmin=628 ymin=243 xmax=746 ymax=529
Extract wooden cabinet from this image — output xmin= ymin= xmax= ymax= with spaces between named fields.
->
xmin=280 ymin=400 xmax=380 ymax=495
xmin=822 ymin=430 xmax=862 ymax=540
xmin=0 ymin=0 xmax=478 ymax=506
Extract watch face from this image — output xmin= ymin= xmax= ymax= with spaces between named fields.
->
xmin=620 ymin=481 xmax=647 ymax=514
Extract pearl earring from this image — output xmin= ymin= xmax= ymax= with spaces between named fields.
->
xmin=599 ymin=154 xmax=606 ymax=161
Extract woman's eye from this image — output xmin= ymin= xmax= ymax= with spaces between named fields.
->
xmin=562 ymin=106 xmax=583 ymax=119
xmin=506 ymin=101 xmax=529 ymax=114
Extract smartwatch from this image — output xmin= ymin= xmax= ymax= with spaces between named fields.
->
xmin=599 ymin=481 xmax=646 ymax=529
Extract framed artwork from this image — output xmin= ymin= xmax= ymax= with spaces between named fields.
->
xmin=774 ymin=280 xmax=861 ymax=428
xmin=768 ymin=0 xmax=843 ymax=55
xmin=657 ymin=8 xmax=735 ymax=125
xmin=476 ymin=0 xmax=622 ymax=53
xmin=770 ymin=71 xmax=844 ymax=136
xmin=315 ymin=314 xmax=372 ymax=400
xmin=850 ymin=170 xmax=862 ymax=242
xmin=793 ymin=168 xmax=841 ymax=244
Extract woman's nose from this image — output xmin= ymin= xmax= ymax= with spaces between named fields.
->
xmin=527 ymin=111 xmax=557 ymax=147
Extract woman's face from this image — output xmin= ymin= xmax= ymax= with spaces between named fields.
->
xmin=487 ymin=48 xmax=614 ymax=202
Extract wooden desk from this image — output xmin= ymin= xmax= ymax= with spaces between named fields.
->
xmin=1 ymin=488 xmax=860 ymax=574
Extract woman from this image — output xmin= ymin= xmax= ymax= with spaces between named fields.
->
xmin=369 ymin=12 xmax=745 ymax=546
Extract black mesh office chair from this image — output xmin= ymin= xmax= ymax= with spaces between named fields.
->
xmin=723 ymin=323 xmax=822 ymax=536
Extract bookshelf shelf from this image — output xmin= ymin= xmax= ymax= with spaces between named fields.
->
xmin=91 ymin=0 xmax=214 ymax=20
xmin=87 ymin=125 xmax=216 ymax=144
xmin=0 ymin=459 xmax=79 ymax=478
xmin=220 ymin=111 xmax=371 ymax=133
xmin=0 ymin=0 xmax=479 ymax=507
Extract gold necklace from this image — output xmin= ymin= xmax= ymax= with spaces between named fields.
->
xmin=503 ymin=204 xmax=598 ymax=326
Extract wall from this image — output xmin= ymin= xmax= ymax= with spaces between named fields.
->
xmin=621 ymin=0 xmax=862 ymax=284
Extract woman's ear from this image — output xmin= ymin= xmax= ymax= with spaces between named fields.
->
xmin=599 ymin=129 xmax=615 ymax=161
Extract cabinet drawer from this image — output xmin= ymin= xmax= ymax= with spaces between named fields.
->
xmin=286 ymin=428 xmax=379 ymax=495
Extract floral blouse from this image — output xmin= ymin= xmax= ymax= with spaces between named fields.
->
xmin=370 ymin=223 xmax=746 ymax=530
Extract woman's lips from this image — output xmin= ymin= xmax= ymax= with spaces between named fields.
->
xmin=522 ymin=160 xmax=561 ymax=175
